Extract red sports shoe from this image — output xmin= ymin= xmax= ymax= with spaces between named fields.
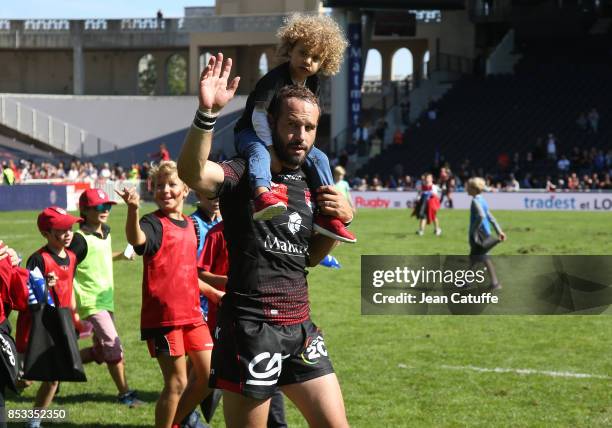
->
xmin=314 ymin=215 xmax=357 ymax=243
xmin=253 ymin=191 xmax=287 ymax=221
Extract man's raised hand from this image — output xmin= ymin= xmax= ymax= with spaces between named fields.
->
xmin=198 ymin=53 xmax=240 ymax=113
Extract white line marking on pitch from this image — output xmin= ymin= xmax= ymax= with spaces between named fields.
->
xmin=0 ymin=234 xmax=30 ymax=239
xmin=439 ymin=365 xmax=611 ymax=380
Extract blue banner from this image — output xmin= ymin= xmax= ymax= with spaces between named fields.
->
xmin=348 ymin=22 xmax=362 ymax=143
xmin=0 ymin=184 xmax=67 ymax=211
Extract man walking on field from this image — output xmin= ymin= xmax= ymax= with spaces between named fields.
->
xmin=178 ymin=53 xmax=352 ymax=428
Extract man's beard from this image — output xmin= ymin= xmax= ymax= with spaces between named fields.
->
xmin=272 ymin=129 xmax=311 ymax=168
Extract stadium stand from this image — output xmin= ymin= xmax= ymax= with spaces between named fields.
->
xmin=358 ymin=5 xmax=612 ymax=189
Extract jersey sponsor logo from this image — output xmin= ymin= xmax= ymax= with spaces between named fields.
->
xmin=300 ymin=335 xmax=327 ymax=365
xmin=0 ymin=334 xmax=16 ymax=366
xmin=246 ymin=352 xmax=290 ymax=386
xmin=287 ymin=212 xmax=302 ymax=235
xmin=263 ymin=234 xmax=308 ymax=256
xmin=304 ymin=189 xmax=313 ymax=212
xmin=277 ymin=173 xmax=303 ymax=181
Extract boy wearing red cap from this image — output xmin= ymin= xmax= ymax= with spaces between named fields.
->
xmin=16 ymin=207 xmax=81 ymax=428
xmin=68 ymin=188 xmax=142 ymax=408
xmin=117 ymin=161 xmax=213 ymax=428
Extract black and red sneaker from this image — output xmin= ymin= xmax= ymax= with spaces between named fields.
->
xmin=314 ymin=215 xmax=357 ymax=243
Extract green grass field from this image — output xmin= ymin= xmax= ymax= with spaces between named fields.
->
xmin=2 ymin=206 xmax=611 ymax=427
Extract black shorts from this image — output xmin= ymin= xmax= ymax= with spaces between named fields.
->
xmin=209 ymin=308 xmax=334 ymax=400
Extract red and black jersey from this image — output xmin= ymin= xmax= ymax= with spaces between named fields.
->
xmin=198 ymin=222 xmax=228 ymax=279
xmin=197 ymin=222 xmax=228 ymax=331
xmin=0 ymin=257 xmax=29 ymax=324
xmin=139 ymin=210 xmax=202 ymax=330
xmin=216 ymin=158 xmax=314 ymax=325
xmin=16 ymin=247 xmax=77 ymax=353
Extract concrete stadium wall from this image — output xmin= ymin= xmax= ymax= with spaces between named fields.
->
xmin=0 ymin=50 xmax=74 ymax=94
xmin=0 ymin=48 xmax=189 ymax=95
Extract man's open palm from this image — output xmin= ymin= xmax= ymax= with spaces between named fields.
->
xmin=198 ymin=53 xmax=240 ymax=112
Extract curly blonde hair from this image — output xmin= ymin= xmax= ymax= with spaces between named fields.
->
xmin=150 ymin=160 xmax=188 ymax=190
xmin=276 ymin=13 xmax=348 ymax=77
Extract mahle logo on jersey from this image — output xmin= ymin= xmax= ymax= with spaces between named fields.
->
xmin=246 ymin=352 xmax=290 ymax=386
xmin=263 ymin=212 xmax=309 ymax=256
xmin=264 ymin=235 xmax=308 ymax=256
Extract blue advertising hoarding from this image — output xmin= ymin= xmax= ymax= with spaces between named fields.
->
xmin=0 ymin=185 xmax=67 ymax=211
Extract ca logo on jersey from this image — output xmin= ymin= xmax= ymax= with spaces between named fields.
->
xmin=246 ymin=352 xmax=290 ymax=386
xmin=287 ymin=212 xmax=302 ymax=235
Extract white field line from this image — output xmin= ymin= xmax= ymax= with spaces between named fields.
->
xmin=439 ymin=364 xmax=611 ymax=380
xmin=0 ymin=234 xmax=31 ymax=240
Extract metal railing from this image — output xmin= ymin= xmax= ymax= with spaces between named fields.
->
xmin=332 ymin=81 xmax=408 ymax=154
xmin=0 ymin=96 xmax=115 ymax=157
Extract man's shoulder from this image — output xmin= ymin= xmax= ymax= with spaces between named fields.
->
xmin=218 ymin=158 xmax=247 ymax=180
xmin=218 ymin=157 xmax=246 ymax=168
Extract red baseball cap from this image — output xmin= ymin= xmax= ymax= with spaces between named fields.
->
xmin=79 ymin=188 xmax=117 ymax=208
xmin=37 ymin=206 xmax=82 ymax=232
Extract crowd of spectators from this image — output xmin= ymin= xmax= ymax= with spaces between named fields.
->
xmin=3 ymin=152 xmax=611 ymax=192
xmin=1 ymin=158 xmax=153 ymax=186
xmin=330 ymin=102 xmax=610 ymax=193
xmin=2 ymin=112 xmax=610 ymax=195
xmin=336 ymin=142 xmax=612 ymax=193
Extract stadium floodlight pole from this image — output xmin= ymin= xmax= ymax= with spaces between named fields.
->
xmin=177 ymin=52 xmax=240 ymax=196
